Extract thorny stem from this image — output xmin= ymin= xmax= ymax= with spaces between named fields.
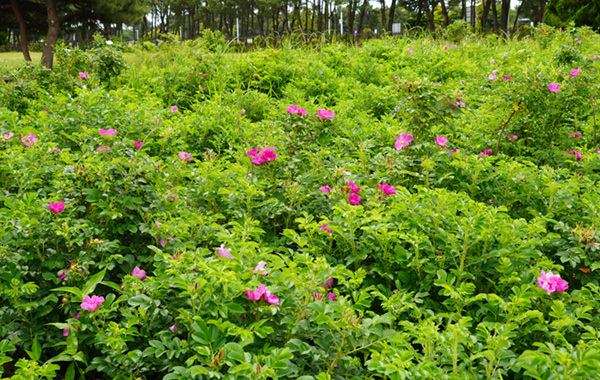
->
xmin=495 ymin=101 xmax=521 ymax=156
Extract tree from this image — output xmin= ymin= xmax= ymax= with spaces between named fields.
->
xmin=547 ymin=0 xmax=600 ymax=29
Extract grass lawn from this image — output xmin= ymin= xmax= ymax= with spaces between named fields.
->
xmin=0 ymin=52 xmax=42 ymax=69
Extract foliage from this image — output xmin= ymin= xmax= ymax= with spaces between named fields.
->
xmin=1 ymin=28 xmax=600 ymax=379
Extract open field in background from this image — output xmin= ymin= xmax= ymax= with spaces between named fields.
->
xmin=2 ymin=29 xmax=600 ymax=379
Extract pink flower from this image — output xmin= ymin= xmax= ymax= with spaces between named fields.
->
xmin=99 ymin=129 xmax=117 ymax=136
xmin=49 ymin=201 xmax=65 ymax=213
xmin=319 ymin=186 xmax=331 ymax=193
xmin=80 ymin=295 xmax=105 ymax=311
xmin=170 ymin=106 xmax=178 ymax=112
xmin=548 ymin=83 xmax=560 ymax=92
xmin=346 ymin=181 xmax=361 ymax=193
xmin=260 ymin=147 xmax=277 ymax=162
xmin=407 ymin=49 xmax=413 ymax=54
xmin=479 ymin=149 xmax=493 ymax=156
xmin=566 ymin=150 xmax=583 ymax=160
xmin=348 ymin=193 xmax=361 ymax=205
xmin=435 ymin=135 xmax=448 ymax=147
xmin=246 ymin=147 xmax=260 ymax=157
xmin=252 ymin=154 xmax=265 ymax=165
xmin=378 ymin=183 xmax=396 ymax=195
xmin=169 ymin=325 xmax=179 ymax=332
xmin=537 ymin=270 xmax=568 ymax=294
xmin=568 ymin=133 xmax=582 ymax=138
xmin=451 ymin=45 xmax=457 ymax=48
xmin=52 ymin=148 xmax=61 ymax=152
xmin=240 ymin=109 xmax=246 ymax=115
xmin=325 ymin=278 xmax=334 ymax=288
xmin=21 ymin=133 xmax=37 ymax=147
xmin=488 ymin=74 xmax=497 ymax=81
xmin=58 ymin=270 xmax=68 ymax=279
xmin=2 ymin=132 xmax=13 ymax=140
xmin=135 ymin=141 xmax=143 ymax=149
xmin=78 ymin=72 xmax=88 ymax=79
xmin=160 ymin=239 xmax=166 ymax=247
xmin=96 ymin=146 xmax=110 ymax=153
xmin=131 ymin=266 xmax=147 ymax=280
xmin=287 ymin=105 xmax=308 ymax=116
xmin=317 ymin=109 xmax=335 ymax=119
xmin=320 ymin=223 xmax=333 ymax=233
xmin=394 ymin=132 xmax=413 ymax=149
xmin=178 ymin=152 xmax=192 ymax=161
xmin=217 ymin=243 xmax=234 ymax=259
xmin=449 ymin=148 xmax=461 ymax=155
xmin=502 ymin=76 xmax=512 ymax=81
xmin=254 ymin=261 xmax=268 ymax=275
xmin=569 ymin=67 xmax=581 ymax=78
xmin=444 ymin=46 xmax=448 ymax=50
xmin=245 ymin=284 xmax=279 ymax=305
xmin=327 ymin=293 xmax=337 ymax=301
xmin=508 ymin=135 xmax=518 ymax=140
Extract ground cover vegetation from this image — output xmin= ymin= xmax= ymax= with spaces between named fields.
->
xmin=2 ymin=25 xmax=600 ymax=379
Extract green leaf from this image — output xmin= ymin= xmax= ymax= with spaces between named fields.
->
xmin=226 ymin=303 xmax=245 ymax=313
xmin=82 ymin=268 xmax=107 ymax=296
xmin=65 ymin=362 xmax=75 ymax=380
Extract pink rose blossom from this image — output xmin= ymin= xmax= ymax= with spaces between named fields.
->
xmin=246 ymin=147 xmax=260 ymax=157
xmin=394 ymin=132 xmax=413 ymax=149
xmin=169 ymin=325 xmax=179 ymax=332
xmin=96 ymin=146 xmax=110 ymax=153
xmin=254 ymin=261 xmax=268 ymax=275
xmin=170 ymin=106 xmax=178 ymax=112
xmin=131 ymin=266 xmax=147 ymax=280
xmin=78 ymin=72 xmax=88 ymax=79
xmin=52 ymin=148 xmax=61 ymax=152
xmin=327 ymin=293 xmax=337 ymax=301
xmin=99 ymin=129 xmax=117 ymax=136
xmin=435 ymin=135 xmax=448 ymax=147
xmin=287 ymin=105 xmax=308 ymax=116
xmin=407 ymin=49 xmax=413 ymax=54
xmin=178 ymin=152 xmax=192 ymax=161
xmin=80 ymin=295 xmax=105 ymax=311
xmin=569 ymin=67 xmax=581 ymax=78
xmin=548 ymin=83 xmax=560 ymax=92
xmin=346 ymin=181 xmax=361 ymax=193
xmin=378 ymin=183 xmax=396 ymax=195
xmin=135 ymin=141 xmax=143 ymax=149
xmin=348 ymin=193 xmax=361 ymax=205
xmin=449 ymin=148 xmax=461 ymax=155
xmin=319 ymin=186 xmax=331 ymax=193
xmin=317 ymin=109 xmax=335 ymax=119
xmin=245 ymin=284 xmax=279 ymax=305
xmin=2 ymin=132 xmax=13 ymax=140
xmin=49 ymin=201 xmax=65 ymax=213
xmin=21 ymin=133 xmax=38 ymax=147
xmin=320 ymin=223 xmax=333 ymax=233
xmin=217 ymin=243 xmax=234 ymax=259
xmin=537 ymin=270 xmax=568 ymax=294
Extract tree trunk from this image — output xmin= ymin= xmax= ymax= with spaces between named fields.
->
xmin=500 ymin=0 xmax=510 ymax=35
xmin=439 ymin=0 xmax=450 ymax=27
xmin=422 ymin=0 xmax=434 ymax=31
xmin=9 ymin=0 xmax=31 ymax=62
xmin=357 ymin=0 xmax=368 ymax=33
xmin=493 ymin=0 xmax=501 ymax=34
xmin=380 ymin=0 xmax=386 ymax=33
xmin=387 ymin=0 xmax=397 ymax=33
xmin=539 ymin=0 xmax=546 ymax=23
xmin=41 ymin=0 xmax=59 ymax=69
xmin=481 ymin=0 xmax=491 ymax=30
xmin=513 ymin=0 xmax=525 ymax=31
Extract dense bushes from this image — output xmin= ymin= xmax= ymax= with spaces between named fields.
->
xmin=1 ymin=27 xmax=600 ymax=379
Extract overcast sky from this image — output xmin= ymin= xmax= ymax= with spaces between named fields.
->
xmin=369 ymin=1 xmax=521 ymax=10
